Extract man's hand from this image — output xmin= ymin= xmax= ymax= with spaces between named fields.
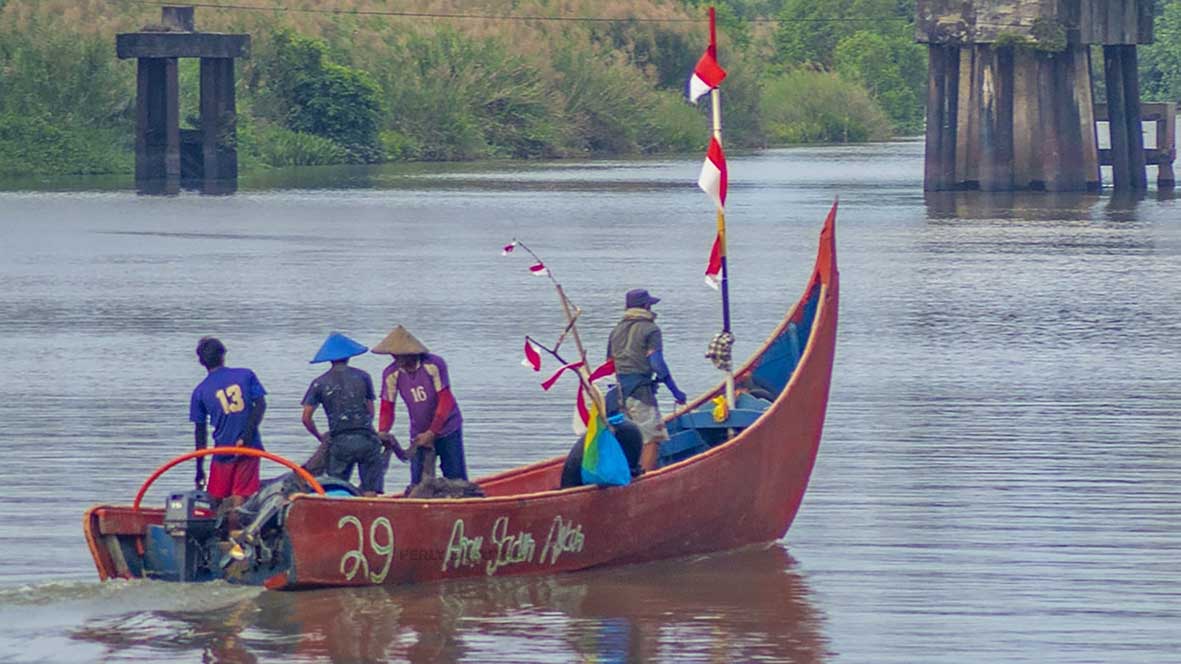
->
xmin=195 ymin=460 xmax=206 ymax=490
xmin=234 ymin=438 xmax=245 ymax=447
xmin=670 ymin=386 xmax=688 ymax=405
xmin=412 ymin=430 xmax=438 ymax=450
xmin=318 ymin=432 xmax=332 ymax=445
xmin=379 ymin=432 xmax=408 ymax=463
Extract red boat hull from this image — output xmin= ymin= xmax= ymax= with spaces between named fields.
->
xmin=84 ymin=206 xmax=839 ymax=589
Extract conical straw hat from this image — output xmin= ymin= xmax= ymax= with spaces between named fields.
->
xmin=371 ymin=325 xmax=429 ymax=356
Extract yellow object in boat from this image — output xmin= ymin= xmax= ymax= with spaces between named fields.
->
xmin=711 ymin=395 xmax=729 ymax=423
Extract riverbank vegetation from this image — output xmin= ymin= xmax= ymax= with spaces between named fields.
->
xmin=2 ymin=0 xmax=1179 ymax=177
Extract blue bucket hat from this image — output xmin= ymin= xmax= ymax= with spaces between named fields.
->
xmin=311 ymin=332 xmax=368 ymax=364
xmin=625 ymin=288 xmax=660 ymax=308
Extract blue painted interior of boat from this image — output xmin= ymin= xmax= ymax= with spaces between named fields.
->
xmin=749 ymin=285 xmax=819 ymax=397
xmin=656 ymin=284 xmax=821 ymax=468
xmin=669 ymin=408 xmax=764 ymax=433
xmin=144 ymin=524 xmax=179 ymax=580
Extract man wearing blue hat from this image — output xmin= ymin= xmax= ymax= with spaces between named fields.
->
xmin=607 ymin=288 xmax=688 ymax=471
xmin=301 ymin=332 xmax=385 ymax=495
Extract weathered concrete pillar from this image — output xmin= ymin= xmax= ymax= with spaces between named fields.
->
xmin=200 ymin=57 xmax=237 ymax=183
xmin=118 ymin=6 xmax=249 ymax=194
xmin=924 ymin=45 xmax=959 ymax=191
xmin=917 ymin=0 xmax=1154 ymax=192
xmin=161 ymin=5 xmax=195 ymax=31
xmin=1159 ymin=103 xmax=1177 ymax=188
xmin=135 ymin=57 xmax=180 ymax=193
xmin=1104 ymin=45 xmax=1148 ymax=190
xmin=977 ymin=45 xmax=1015 ymax=191
xmin=1120 ymin=45 xmax=1148 ymax=190
xmin=1017 ymin=47 xmax=1100 ymax=191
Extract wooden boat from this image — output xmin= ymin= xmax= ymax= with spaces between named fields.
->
xmin=83 ymin=203 xmax=839 ymax=590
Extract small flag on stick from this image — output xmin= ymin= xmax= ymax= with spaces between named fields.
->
xmin=705 ymin=233 xmax=722 ymax=289
xmin=541 ymin=360 xmax=585 ymax=391
xmin=698 ymin=137 xmax=727 ymax=210
xmin=686 ymin=46 xmax=727 ymax=103
xmin=522 ymin=340 xmax=542 ymax=372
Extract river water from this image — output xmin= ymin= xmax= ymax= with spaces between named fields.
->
xmin=0 ymin=140 xmax=1178 ymax=662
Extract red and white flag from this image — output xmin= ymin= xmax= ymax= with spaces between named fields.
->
xmin=575 ymin=358 xmax=618 ymax=431
xmin=502 ymin=241 xmax=518 ymax=256
xmin=541 ymin=360 xmax=584 ymax=391
xmin=698 ymin=137 xmax=727 ymax=210
xmin=686 ymin=47 xmax=727 ymax=103
xmin=522 ymin=339 xmax=542 ymax=372
xmin=704 ymin=233 xmax=722 ymax=289
xmin=528 ymin=262 xmax=548 ymax=277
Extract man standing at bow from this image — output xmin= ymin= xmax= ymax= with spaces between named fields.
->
xmin=189 ymin=337 xmax=267 ymax=520
xmin=607 ymin=288 xmax=687 ymax=471
xmin=301 ymin=332 xmax=385 ymax=495
xmin=373 ymin=325 xmax=467 ymax=487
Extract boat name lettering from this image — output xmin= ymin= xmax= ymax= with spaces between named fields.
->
xmin=486 ymin=516 xmax=536 ymax=576
xmin=442 ymin=515 xmax=586 ymax=575
xmin=337 ymin=515 xmax=395 ymax=584
xmin=539 ymin=515 xmax=585 ymax=565
xmin=442 ymin=518 xmax=484 ymax=571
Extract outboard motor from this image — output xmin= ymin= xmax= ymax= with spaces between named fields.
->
xmin=163 ymin=490 xmax=217 ymax=582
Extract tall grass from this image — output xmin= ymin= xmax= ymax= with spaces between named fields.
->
xmin=0 ymin=0 xmax=909 ymax=175
xmin=760 ymin=70 xmax=891 ymax=144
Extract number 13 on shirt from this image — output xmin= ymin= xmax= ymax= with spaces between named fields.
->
xmin=216 ymin=384 xmax=245 ymax=414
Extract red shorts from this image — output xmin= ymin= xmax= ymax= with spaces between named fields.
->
xmin=206 ymin=456 xmax=260 ymax=499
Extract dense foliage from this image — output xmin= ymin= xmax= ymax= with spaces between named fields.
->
xmin=13 ymin=0 xmax=1174 ymax=176
xmin=1140 ymin=1 xmax=1181 ymax=102
xmin=250 ymin=30 xmax=385 ymax=162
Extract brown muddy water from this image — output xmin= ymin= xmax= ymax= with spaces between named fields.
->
xmin=0 ymin=140 xmax=1179 ymax=662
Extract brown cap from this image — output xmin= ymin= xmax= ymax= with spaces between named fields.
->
xmin=371 ymin=325 xmax=429 ymax=355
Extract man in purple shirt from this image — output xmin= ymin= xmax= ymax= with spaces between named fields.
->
xmin=373 ymin=325 xmax=467 ymax=486
xmin=189 ymin=337 xmax=267 ymax=519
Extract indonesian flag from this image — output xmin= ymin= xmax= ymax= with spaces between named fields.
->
xmin=522 ymin=339 xmax=542 ymax=372
xmin=698 ymin=137 xmax=727 ymax=210
xmin=574 ymin=359 xmax=617 ymax=433
xmin=528 ymin=262 xmax=548 ymax=277
xmin=705 ymin=233 xmax=722 ymax=289
xmin=502 ymin=241 xmax=518 ymax=256
xmin=687 ymin=46 xmax=727 ymax=103
xmin=541 ymin=360 xmax=585 ymax=391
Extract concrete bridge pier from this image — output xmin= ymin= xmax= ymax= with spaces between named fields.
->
xmin=918 ymin=0 xmax=1157 ymax=193
xmin=117 ymin=6 xmax=249 ymax=194
xmin=134 ymin=57 xmax=181 ymax=194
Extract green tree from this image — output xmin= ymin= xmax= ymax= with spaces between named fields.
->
xmin=834 ymin=28 xmax=926 ymax=133
xmin=774 ymin=0 xmax=907 ymax=67
xmin=251 ymin=30 xmax=384 ymax=162
xmin=1140 ymin=0 xmax=1181 ymax=101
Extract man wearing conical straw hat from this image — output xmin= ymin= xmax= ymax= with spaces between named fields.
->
xmin=373 ymin=325 xmax=468 ymax=488
xmin=301 ymin=332 xmax=386 ymax=496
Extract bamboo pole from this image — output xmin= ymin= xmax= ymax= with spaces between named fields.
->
xmin=707 ymin=6 xmax=736 ymax=410
xmin=512 ymin=241 xmax=607 ymax=419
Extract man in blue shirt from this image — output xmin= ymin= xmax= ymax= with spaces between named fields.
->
xmin=189 ymin=337 xmax=268 ymax=519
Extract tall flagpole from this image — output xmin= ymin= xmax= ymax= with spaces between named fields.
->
xmin=708 ymin=6 xmax=736 ymax=409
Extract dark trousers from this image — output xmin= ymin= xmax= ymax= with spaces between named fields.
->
xmin=327 ymin=430 xmax=385 ymax=493
xmin=410 ymin=429 xmax=468 ymax=485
